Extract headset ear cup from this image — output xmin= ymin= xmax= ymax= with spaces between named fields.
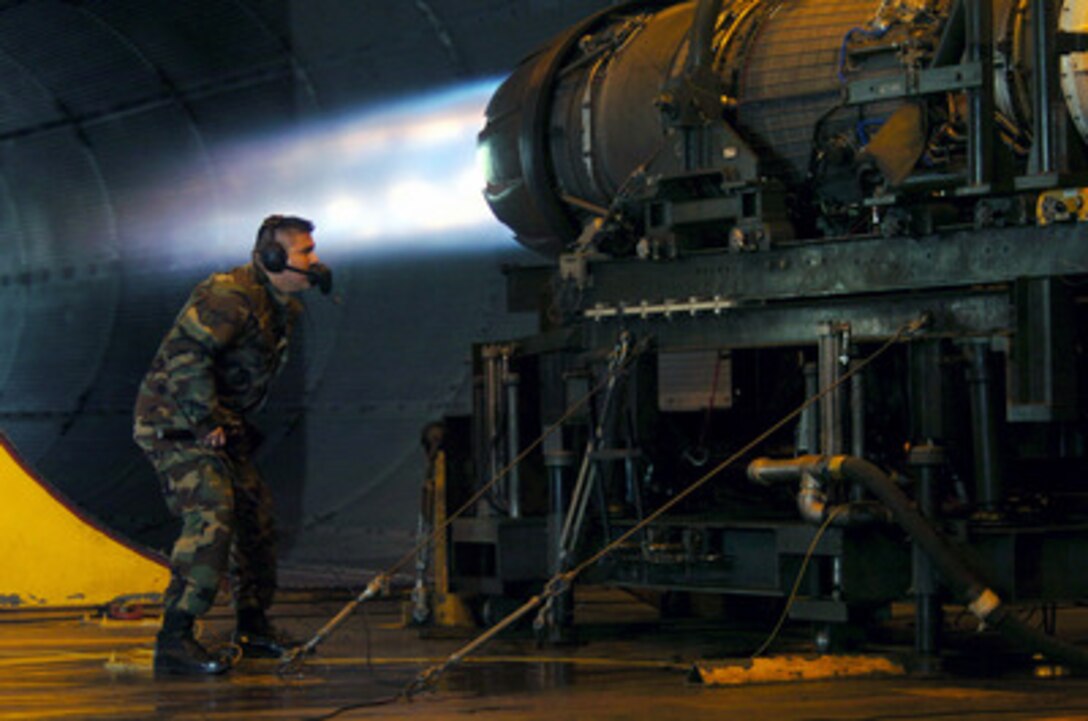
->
xmin=260 ymin=241 xmax=287 ymax=272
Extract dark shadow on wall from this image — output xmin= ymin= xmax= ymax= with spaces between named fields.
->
xmin=5 ymin=240 xmax=540 ymax=572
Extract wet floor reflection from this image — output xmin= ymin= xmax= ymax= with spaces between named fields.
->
xmin=440 ymin=660 xmax=573 ymax=697
xmin=3 ymin=598 xmax=1088 ymax=720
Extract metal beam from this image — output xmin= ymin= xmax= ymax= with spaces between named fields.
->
xmin=573 ymin=225 xmax=1088 ymax=308
xmin=584 ymin=290 xmax=1010 ymax=349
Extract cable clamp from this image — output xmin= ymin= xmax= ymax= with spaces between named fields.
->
xmin=403 ymin=665 xmax=444 ymax=699
xmin=906 ymin=313 xmax=931 ymax=334
xmin=363 ymin=573 xmax=389 ymax=600
xmin=968 ymin=587 xmax=1001 ymax=622
xmin=543 ymin=573 xmax=574 ymax=599
xmin=533 ymin=573 xmax=576 ymax=633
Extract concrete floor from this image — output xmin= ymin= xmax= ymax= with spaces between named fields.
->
xmin=2 ymin=589 xmax=1088 ymax=720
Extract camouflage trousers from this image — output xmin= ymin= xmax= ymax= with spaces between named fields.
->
xmin=141 ymin=446 xmax=277 ymax=618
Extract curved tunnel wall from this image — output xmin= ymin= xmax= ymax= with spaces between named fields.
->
xmin=0 ymin=0 xmax=612 ymax=572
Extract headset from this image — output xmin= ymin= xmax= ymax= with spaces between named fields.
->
xmin=255 ymin=215 xmax=296 ymax=273
xmin=254 ymin=214 xmax=333 ymax=294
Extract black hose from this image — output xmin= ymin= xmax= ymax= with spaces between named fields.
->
xmin=839 ymin=456 xmax=1088 ymax=672
xmin=687 ymin=0 xmax=724 ymax=74
xmin=931 ymin=0 xmax=965 ymax=68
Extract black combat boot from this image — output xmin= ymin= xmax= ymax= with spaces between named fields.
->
xmin=233 ymin=606 xmax=292 ymax=659
xmin=154 ymin=611 xmax=230 ymax=676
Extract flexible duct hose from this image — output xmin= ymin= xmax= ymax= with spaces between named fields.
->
xmin=688 ymin=0 xmax=724 ymax=74
xmin=838 ymin=457 xmax=1088 ymax=672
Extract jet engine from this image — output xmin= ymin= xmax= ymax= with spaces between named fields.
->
xmin=480 ymin=0 xmax=1088 ymax=255
xmin=450 ymin=0 xmax=1088 ymax=668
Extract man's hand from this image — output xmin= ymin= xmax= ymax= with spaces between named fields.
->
xmin=202 ymin=426 xmax=228 ymax=448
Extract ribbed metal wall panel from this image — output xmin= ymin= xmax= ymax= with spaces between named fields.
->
xmin=736 ymin=0 xmax=883 ymax=184
xmin=83 ymin=108 xmax=220 ymax=267
xmin=0 ymin=130 xmax=117 ymax=266
xmin=0 ymin=3 xmax=162 ymax=117
xmin=0 ymin=129 xmax=119 ymax=436
xmin=76 ymin=2 xmax=288 ymax=93
xmin=0 ymin=46 xmax=61 ymax=134
xmin=0 ymin=0 xmax=606 ymax=571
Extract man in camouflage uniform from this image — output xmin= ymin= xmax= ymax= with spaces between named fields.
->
xmin=134 ymin=215 xmax=330 ymax=676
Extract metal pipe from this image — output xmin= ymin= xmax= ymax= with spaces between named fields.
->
xmin=932 ymin=0 xmax=966 ymax=68
xmin=583 ymin=295 xmax=736 ymax=320
xmin=749 ymin=455 xmax=826 ymax=485
xmin=832 ymin=555 xmax=844 ymax=601
xmin=546 ymin=452 xmax=572 ymax=570
xmin=472 ymin=368 xmax=487 ymax=515
xmin=965 ymin=0 xmax=994 ymax=187
xmin=909 ymin=341 xmax=945 ymax=441
xmin=1030 ymin=0 xmax=1053 ymax=174
xmin=557 ymin=444 xmax=597 ymax=567
xmin=433 ymin=451 xmax=451 ymax=599
xmin=503 ymin=350 xmax=522 ymax=518
xmin=965 ymin=343 xmax=1004 ymax=512
xmin=630 ymin=458 xmax=651 ymax=560
xmin=850 ymin=361 xmax=866 ymax=501
xmin=908 ymin=335 xmax=946 ymax=664
xmin=411 ymin=511 xmax=430 ymax=625
xmin=483 ymin=346 xmax=500 ymax=515
xmin=798 ymin=361 xmax=819 ymax=454
xmin=818 ymin=325 xmax=846 ymax=455
xmin=850 ymin=362 xmax=865 ymax=459
xmin=913 ymin=461 xmax=943 ymax=660
xmin=749 ymin=456 xmax=890 ymax=526
xmin=687 ymin=0 xmax=724 ymax=75
xmin=593 ymin=457 xmax=613 ymax=550
xmin=557 ymin=334 xmax=631 ymax=559
xmin=545 ymin=449 xmax=573 ymax=639
xmin=837 ymin=456 xmax=1088 ymax=672
xmin=797 ymin=472 xmax=828 ymax=525
xmin=751 ymin=454 xmax=1088 ymax=670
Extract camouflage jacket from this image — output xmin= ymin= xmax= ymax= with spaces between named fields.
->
xmin=133 ymin=263 xmax=302 ymax=446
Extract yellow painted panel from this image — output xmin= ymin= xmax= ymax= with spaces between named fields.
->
xmin=697 ymin=655 xmax=905 ymax=685
xmin=0 ymin=435 xmax=169 ymax=609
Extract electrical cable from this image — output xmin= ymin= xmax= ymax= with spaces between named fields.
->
xmin=302 ymin=694 xmax=403 ymax=721
xmin=279 ymin=335 xmax=649 ymax=673
xmin=404 ymin=315 xmax=929 ymax=698
xmin=749 ymin=504 xmax=847 ymax=658
xmin=291 ymin=317 xmax=928 ymax=720
xmin=838 ymin=25 xmax=891 ymax=85
xmin=683 ymin=351 xmax=724 ymax=467
xmin=565 ymin=316 xmax=927 ymax=581
xmin=362 ymin=603 xmax=373 ymax=675
xmin=821 ymin=705 xmax=1088 ymax=721
xmin=310 ymin=655 xmax=689 ymax=669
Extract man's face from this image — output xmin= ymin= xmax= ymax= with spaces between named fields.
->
xmin=268 ymin=230 xmax=319 ymax=293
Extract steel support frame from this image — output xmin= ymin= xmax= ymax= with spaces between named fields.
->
xmin=569 ymin=225 xmax=1088 ymax=311
xmin=490 ymin=221 xmax=1087 ymax=633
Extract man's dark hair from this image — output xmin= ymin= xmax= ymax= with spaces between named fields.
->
xmin=254 ymin=214 xmax=315 ymax=253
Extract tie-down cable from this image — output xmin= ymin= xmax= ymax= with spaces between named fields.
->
xmin=399 ymin=314 xmax=929 ymax=698
xmin=279 ymin=332 xmax=649 ymax=675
